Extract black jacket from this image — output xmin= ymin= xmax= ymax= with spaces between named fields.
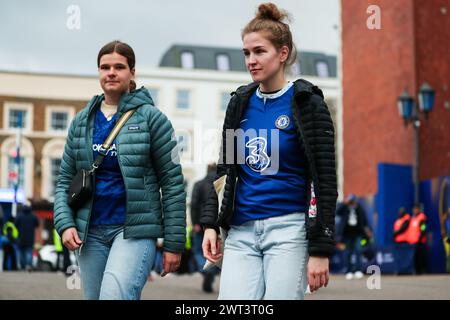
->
xmin=15 ymin=207 xmax=39 ymax=248
xmin=200 ymin=79 xmax=338 ymax=257
xmin=336 ymin=203 xmax=370 ymax=240
xmin=190 ymin=172 xmax=216 ymax=226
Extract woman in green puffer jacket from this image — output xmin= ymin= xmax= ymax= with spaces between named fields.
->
xmin=53 ymin=41 xmax=186 ymax=300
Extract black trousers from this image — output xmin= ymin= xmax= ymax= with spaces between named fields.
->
xmin=3 ymin=243 xmax=18 ymax=271
xmin=414 ymin=243 xmax=427 ymax=274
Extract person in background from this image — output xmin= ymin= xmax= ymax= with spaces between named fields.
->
xmin=191 ymin=164 xmax=219 ymax=293
xmin=444 ymin=206 xmax=450 ymax=273
xmin=393 ymin=207 xmax=414 ymax=274
xmin=15 ymin=205 xmax=39 ymax=271
xmin=336 ymin=194 xmax=372 ymax=280
xmin=53 ymin=228 xmax=71 ymax=273
xmin=2 ymin=218 xmax=18 ymax=271
xmin=408 ymin=204 xmax=427 ymax=275
xmin=393 ymin=207 xmax=411 ymax=244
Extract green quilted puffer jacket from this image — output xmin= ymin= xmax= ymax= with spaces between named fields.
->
xmin=53 ymin=87 xmax=186 ymax=253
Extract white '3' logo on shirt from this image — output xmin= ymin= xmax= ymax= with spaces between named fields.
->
xmin=245 ymin=137 xmax=270 ymax=172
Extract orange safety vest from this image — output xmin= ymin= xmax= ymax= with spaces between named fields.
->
xmin=394 ymin=214 xmax=411 ymax=243
xmin=407 ymin=212 xmax=427 ymax=244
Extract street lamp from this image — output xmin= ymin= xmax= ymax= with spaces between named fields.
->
xmin=397 ymin=82 xmax=436 ymax=205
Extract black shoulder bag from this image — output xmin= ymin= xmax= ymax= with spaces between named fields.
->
xmin=67 ymin=109 xmax=135 ymax=211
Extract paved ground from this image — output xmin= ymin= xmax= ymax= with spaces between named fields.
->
xmin=0 ymin=271 xmax=449 ymax=300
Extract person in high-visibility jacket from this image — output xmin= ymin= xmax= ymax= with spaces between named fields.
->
xmin=444 ymin=206 xmax=450 ymax=273
xmin=2 ymin=218 xmax=18 ymax=270
xmin=2 ymin=220 xmax=19 ymax=240
xmin=408 ymin=205 xmax=427 ymax=274
xmin=53 ymin=228 xmax=71 ymax=272
xmin=177 ymin=225 xmax=193 ymax=275
xmin=393 ymin=207 xmax=411 ymax=244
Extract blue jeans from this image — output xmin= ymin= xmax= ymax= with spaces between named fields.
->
xmin=193 ymin=231 xmax=220 ymax=275
xmin=343 ymin=236 xmax=363 ymax=273
xmin=219 ymin=212 xmax=308 ymax=300
xmin=75 ymin=225 xmax=156 ymax=300
xmin=19 ymin=246 xmax=33 ymax=269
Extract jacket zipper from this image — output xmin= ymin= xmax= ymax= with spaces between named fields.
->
xmin=79 ymin=97 xmax=100 ymax=255
xmin=116 ymin=135 xmax=129 ymax=239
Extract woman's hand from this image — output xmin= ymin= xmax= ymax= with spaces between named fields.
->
xmin=61 ymin=227 xmax=83 ymax=251
xmin=161 ymin=251 xmax=181 ymax=277
xmin=307 ymin=256 xmax=329 ymax=292
xmin=202 ymin=228 xmax=223 ymax=263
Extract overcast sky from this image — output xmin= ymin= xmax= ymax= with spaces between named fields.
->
xmin=0 ymin=0 xmax=340 ymax=76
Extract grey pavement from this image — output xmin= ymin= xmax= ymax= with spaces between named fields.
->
xmin=0 ymin=271 xmax=449 ymax=300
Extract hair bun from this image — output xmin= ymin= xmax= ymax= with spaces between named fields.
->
xmin=256 ymin=3 xmax=289 ymax=22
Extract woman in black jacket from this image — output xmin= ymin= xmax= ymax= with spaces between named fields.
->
xmin=201 ymin=3 xmax=338 ymax=299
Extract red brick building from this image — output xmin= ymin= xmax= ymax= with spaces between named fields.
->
xmin=341 ymin=0 xmax=450 ymax=272
xmin=342 ymin=0 xmax=450 ymax=197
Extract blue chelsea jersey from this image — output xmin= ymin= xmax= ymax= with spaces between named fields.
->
xmin=90 ymin=109 xmax=126 ymax=226
xmin=233 ymin=82 xmax=308 ymax=225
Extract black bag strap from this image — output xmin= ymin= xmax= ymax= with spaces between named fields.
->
xmin=89 ymin=109 xmax=136 ymax=173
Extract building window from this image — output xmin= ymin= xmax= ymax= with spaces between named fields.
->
xmin=45 ymin=106 xmax=74 ymax=134
xmin=50 ymin=158 xmax=61 ymax=196
xmin=177 ymin=132 xmax=190 ymax=157
xmin=181 ymin=51 xmax=194 ymax=69
xmin=221 ymin=92 xmax=230 ymax=111
xmin=7 ymin=156 xmax=25 ymax=189
xmin=147 ymin=87 xmax=159 ymax=105
xmin=9 ymin=109 xmax=27 ymax=129
xmin=3 ymin=102 xmax=33 ymax=132
xmin=176 ymin=134 xmax=190 ymax=155
xmin=315 ymin=60 xmax=330 ymax=78
xmin=176 ymin=90 xmax=191 ymax=110
xmin=1 ymin=137 xmax=34 ymax=201
xmin=216 ymin=54 xmax=230 ymax=71
xmin=50 ymin=112 xmax=69 ymax=131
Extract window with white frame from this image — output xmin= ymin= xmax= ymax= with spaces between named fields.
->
xmin=41 ymin=139 xmax=65 ymax=200
xmin=176 ymin=133 xmax=190 ymax=155
xmin=45 ymin=106 xmax=74 ymax=133
xmin=7 ymin=156 xmax=25 ymax=189
xmin=315 ymin=60 xmax=330 ymax=78
xmin=220 ymin=92 xmax=230 ymax=111
xmin=8 ymin=109 xmax=27 ymax=129
xmin=1 ymin=137 xmax=34 ymax=200
xmin=176 ymin=90 xmax=191 ymax=110
xmin=216 ymin=54 xmax=230 ymax=71
xmin=50 ymin=158 xmax=61 ymax=196
xmin=181 ymin=51 xmax=195 ymax=69
xmin=50 ymin=112 xmax=69 ymax=131
xmin=3 ymin=102 xmax=33 ymax=132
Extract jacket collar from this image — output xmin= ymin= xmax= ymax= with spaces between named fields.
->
xmin=234 ymin=78 xmax=324 ymax=99
xmin=87 ymin=86 xmax=155 ymax=116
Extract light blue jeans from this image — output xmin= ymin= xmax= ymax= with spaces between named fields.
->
xmin=75 ymin=225 xmax=156 ymax=300
xmin=219 ymin=212 xmax=309 ymax=300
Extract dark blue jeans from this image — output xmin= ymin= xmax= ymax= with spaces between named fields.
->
xmin=19 ymin=246 xmax=33 ymax=269
xmin=343 ymin=236 xmax=363 ymax=273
